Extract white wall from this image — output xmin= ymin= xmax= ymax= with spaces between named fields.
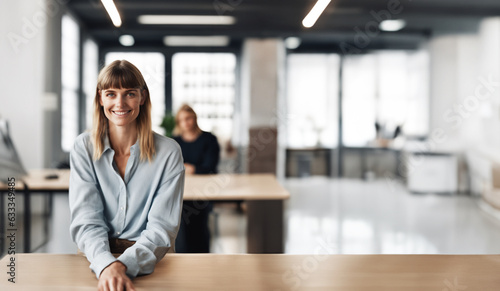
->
xmin=0 ymin=0 xmax=47 ymax=169
xmin=429 ymin=20 xmax=500 ymax=153
xmin=428 ymin=33 xmax=481 ymax=152
xmin=428 ymin=18 xmax=500 ymax=193
xmin=477 ymin=18 xmax=500 ymax=150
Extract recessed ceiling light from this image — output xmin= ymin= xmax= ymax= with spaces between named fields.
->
xmin=138 ymin=15 xmax=235 ymax=25
xmin=302 ymin=0 xmax=331 ymax=28
xmin=101 ymin=0 xmax=122 ymax=27
xmin=163 ymin=36 xmax=230 ymax=47
xmin=379 ymin=19 xmax=406 ymax=32
xmin=119 ymin=35 xmax=135 ymax=46
xmin=285 ymin=37 xmax=301 ymax=49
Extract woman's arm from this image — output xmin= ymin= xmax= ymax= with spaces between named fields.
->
xmin=195 ymin=133 xmax=220 ymax=174
xmin=68 ymin=136 xmax=118 ymax=279
xmin=117 ymin=152 xmax=185 ymax=278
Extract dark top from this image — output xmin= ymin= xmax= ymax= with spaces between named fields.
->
xmin=173 ymin=131 xmax=220 ymax=174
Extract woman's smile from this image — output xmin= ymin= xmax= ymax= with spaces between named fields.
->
xmin=112 ymin=110 xmax=132 ymax=117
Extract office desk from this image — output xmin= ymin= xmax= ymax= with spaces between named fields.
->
xmin=1 ymin=254 xmax=500 ymax=290
xmin=0 ymin=169 xmax=70 ymax=254
xmin=1 ymin=170 xmax=289 ymax=254
xmin=184 ymin=173 xmax=290 ymax=253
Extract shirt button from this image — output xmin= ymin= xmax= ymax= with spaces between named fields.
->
xmin=116 ymin=232 xmax=120 ymax=235
xmin=120 ymin=207 xmax=124 ymax=210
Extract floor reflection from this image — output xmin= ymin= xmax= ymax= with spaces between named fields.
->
xmin=284 ymin=177 xmax=500 ymax=255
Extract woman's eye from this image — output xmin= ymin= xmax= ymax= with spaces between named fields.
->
xmin=128 ymin=93 xmax=136 ymax=97
xmin=106 ymin=93 xmax=115 ymax=97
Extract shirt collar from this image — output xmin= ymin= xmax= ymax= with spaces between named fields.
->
xmin=102 ymin=133 xmax=140 ymax=155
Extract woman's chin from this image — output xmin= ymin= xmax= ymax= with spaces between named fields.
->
xmin=108 ymin=119 xmax=137 ymax=128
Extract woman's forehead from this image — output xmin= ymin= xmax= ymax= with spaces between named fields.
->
xmin=179 ymin=111 xmax=194 ymax=117
xmin=101 ymin=87 xmax=141 ymax=91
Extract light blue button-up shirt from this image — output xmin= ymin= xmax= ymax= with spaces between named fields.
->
xmin=69 ymin=131 xmax=185 ymax=279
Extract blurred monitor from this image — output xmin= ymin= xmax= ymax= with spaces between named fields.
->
xmin=0 ymin=119 xmax=28 ymax=182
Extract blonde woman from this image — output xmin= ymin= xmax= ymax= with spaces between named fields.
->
xmin=173 ymin=104 xmax=220 ymax=253
xmin=69 ymin=60 xmax=184 ymax=291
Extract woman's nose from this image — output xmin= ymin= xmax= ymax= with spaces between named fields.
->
xmin=116 ymin=94 xmax=125 ymax=106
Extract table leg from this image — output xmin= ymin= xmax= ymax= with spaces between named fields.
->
xmin=0 ymin=191 xmax=4 ymax=256
xmin=48 ymin=192 xmax=53 ymax=216
xmin=43 ymin=193 xmax=52 ymax=245
xmin=24 ymin=187 xmax=30 ymax=253
xmin=246 ymin=200 xmax=284 ymax=253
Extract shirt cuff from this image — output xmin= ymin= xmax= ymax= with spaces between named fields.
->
xmin=90 ymin=252 xmax=118 ymax=279
xmin=117 ymin=251 xmax=141 ymax=278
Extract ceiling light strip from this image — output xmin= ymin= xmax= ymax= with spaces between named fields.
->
xmin=138 ymin=15 xmax=235 ymax=25
xmin=163 ymin=36 xmax=230 ymax=47
xmin=302 ymin=0 xmax=331 ymax=28
xmin=101 ymin=0 xmax=122 ymax=27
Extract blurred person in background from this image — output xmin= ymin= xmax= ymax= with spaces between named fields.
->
xmin=173 ymin=104 xmax=220 ymax=253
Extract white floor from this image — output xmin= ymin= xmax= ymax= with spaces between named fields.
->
xmin=284 ymin=177 xmax=500 ymax=255
xmin=32 ymin=177 xmax=500 ymax=255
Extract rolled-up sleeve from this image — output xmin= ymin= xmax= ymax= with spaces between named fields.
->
xmin=69 ymin=137 xmax=117 ymax=279
xmin=117 ymin=168 xmax=185 ymax=278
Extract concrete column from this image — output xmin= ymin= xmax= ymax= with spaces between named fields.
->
xmin=239 ymin=38 xmax=286 ymax=176
xmin=42 ymin=0 xmax=64 ymax=168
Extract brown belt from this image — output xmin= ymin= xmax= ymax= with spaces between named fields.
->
xmin=109 ymin=238 xmax=136 ymax=254
xmin=76 ymin=238 xmax=136 ymax=256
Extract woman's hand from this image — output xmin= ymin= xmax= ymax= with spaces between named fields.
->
xmin=184 ymin=163 xmax=196 ymax=175
xmin=98 ymin=261 xmax=136 ymax=291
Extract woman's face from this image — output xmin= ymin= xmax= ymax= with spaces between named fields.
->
xmin=99 ymin=88 xmax=145 ymax=127
xmin=177 ymin=110 xmax=196 ymax=133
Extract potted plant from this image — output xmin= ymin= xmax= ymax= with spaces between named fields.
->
xmin=160 ymin=113 xmax=176 ymax=137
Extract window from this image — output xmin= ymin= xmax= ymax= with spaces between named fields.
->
xmin=61 ymin=14 xmax=80 ymax=152
xmin=104 ymin=52 xmax=166 ymax=134
xmin=172 ymin=53 xmax=236 ymax=143
xmin=286 ymin=50 xmax=430 ymax=148
xmin=286 ymin=54 xmax=340 ymax=148
xmin=342 ymin=50 xmax=430 ymax=146
xmin=342 ymin=54 xmax=377 ymax=146
xmin=82 ymin=38 xmax=98 ymax=130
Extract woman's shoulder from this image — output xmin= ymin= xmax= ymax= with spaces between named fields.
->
xmin=153 ymin=131 xmax=182 ymax=153
xmin=201 ymin=131 xmax=217 ymax=141
xmin=171 ymin=134 xmax=182 ymax=143
xmin=73 ymin=131 xmax=93 ymax=152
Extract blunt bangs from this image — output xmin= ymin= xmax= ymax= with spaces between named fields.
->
xmin=97 ymin=60 xmax=145 ymax=90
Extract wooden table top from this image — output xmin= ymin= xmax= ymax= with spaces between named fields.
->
xmin=0 ymin=169 xmax=70 ymax=191
xmin=183 ymin=173 xmax=289 ymax=200
xmin=1 ymin=253 xmax=499 ymax=290
xmin=0 ymin=169 xmax=290 ymax=200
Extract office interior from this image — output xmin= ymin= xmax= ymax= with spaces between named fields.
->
xmin=3 ymin=0 xmax=500 ymax=259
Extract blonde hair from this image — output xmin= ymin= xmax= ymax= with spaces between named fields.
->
xmin=173 ymin=104 xmax=202 ymax=136
xmin=91 ymin=60 xmax=155 ymax=163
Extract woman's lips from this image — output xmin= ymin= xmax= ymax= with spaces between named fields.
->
xmin=112 ymin=110 xmax=132 ymax=117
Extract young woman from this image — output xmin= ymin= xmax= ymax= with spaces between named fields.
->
xmin=69 ymin=60 xmax=185 ymax=291
xmin=173 ymin=104 xmax=220 ymax=253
